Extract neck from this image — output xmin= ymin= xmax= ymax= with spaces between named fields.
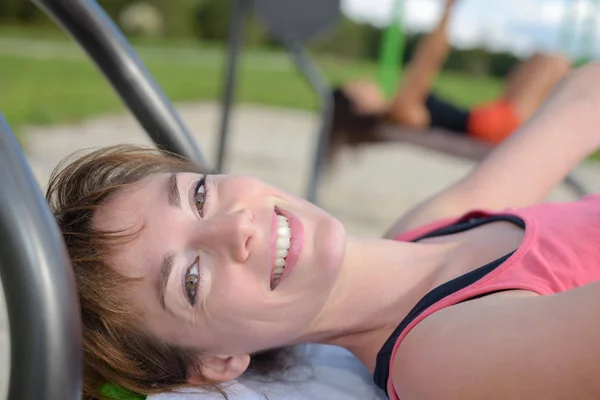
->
xmin=302 ymin=235 xmax=451 ymax=371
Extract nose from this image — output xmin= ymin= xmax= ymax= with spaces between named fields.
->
xmin=194 ymin=209 xmax=255 ymax=263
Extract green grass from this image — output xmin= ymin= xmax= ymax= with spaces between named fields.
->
xmin=4 ymin=29 xmax=597 ymax=166
xmin=0 ymin=39 xmax=503 ymax=134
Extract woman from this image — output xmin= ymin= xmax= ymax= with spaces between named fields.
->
xmin=48 ymin=62 xmax=600 ymax=400
xmin=329 ymin=0 xmax=572 ymax=163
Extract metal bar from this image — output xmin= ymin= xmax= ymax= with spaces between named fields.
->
xmin=580 ymin=0 xmax=600 ymax=62
xmin=216 ymin=0 xmax=249 ymax=172
xmin=285 ymin=41 xmax=334 ymax=204
xmin=31 ymin=0 xmax=207 ymax=168
xmin=0 ymin=113 xmax=82 ymax=400
xmin=564 ymin=173 xmax=590 ymax=198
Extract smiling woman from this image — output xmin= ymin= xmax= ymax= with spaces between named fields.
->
xmin=46 ymin=146 xmax=302 ymax=398
xmin=48 ymin=62 xmax=600 ymax=400
xmin=87 ymin=155 xmax=346 ymax=356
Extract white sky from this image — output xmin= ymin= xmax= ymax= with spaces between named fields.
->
xmin=342 ymin=0 xmax=600 ymax=58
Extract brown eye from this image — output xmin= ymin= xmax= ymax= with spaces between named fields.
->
xmin=186 ymin=274 xmax=198 ymax=291
xmin=185 ymin=262 xmax=200 ymax=305
xmin=194 ymin=177 xmax=207 ymax=216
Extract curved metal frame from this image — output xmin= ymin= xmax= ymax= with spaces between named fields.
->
xmin=216 ymin=0 xmax=249 ymax=173
xmin=0 ymin=114 xmax=82 ymax=399
xmin=564 ymin=173 xmax=590 ymax=198
xmin=32 ymin=0 xmax=208 ymax=169
xmin=285 ymin=40 xmax=334 ymax=203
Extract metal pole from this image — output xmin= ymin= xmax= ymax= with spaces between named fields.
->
xmin=559 ymin=0 xmax=578 ymax=57
xmin=216 ymin=0 xmax=249 ymax=173
xmin=286 ymin=41 xmax=334 ymax=204
xmin=0 ymin=113 xmax=82 ymax=400
xmin=581 ymin=0 xmax=600 ymax=61
xmin=32 ymin=0 xmax=208 ymax=168
xmin=564 ymin=174 xmax=590 ymax=198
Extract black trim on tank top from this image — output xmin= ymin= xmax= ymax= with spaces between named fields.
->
xmin=372 ymin=214 xmax=525 ymax=394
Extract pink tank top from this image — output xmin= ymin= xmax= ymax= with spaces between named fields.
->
xmin=374 ymin=194 xmax=600 ymax=399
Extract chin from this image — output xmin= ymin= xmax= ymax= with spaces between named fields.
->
xmin=314 ymin=215 xmax=346 ymax=281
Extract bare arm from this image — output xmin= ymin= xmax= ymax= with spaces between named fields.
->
xmin=390 ymin=0 xmax=455 ymax=113
xmin=385 ymin=63 xmax=600 ymax=238
xmin=392 ymin=282 xmax=600 ymax=399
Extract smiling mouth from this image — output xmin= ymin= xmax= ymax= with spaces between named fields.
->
xmin=271 ymin=209 xmax=291 ymax=290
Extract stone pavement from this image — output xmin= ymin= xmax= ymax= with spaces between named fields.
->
xmin=2 ymin=102 xmax=600 ymax=398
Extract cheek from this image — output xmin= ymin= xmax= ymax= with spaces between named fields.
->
xmin=315 ymin=214 xmax=346 ymax=263
xmin=218 ymin=176 xmax=278 ymax=205
xmin=204 ymin=273 xmax=290 ymax=351
xmin=207 ymin=269 xmax=268 ymax=322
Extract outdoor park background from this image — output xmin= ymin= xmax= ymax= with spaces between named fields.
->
xmin=5 ymin=2 xmax=600 ymax=398
xmin=3 ymin=0 xmax=599 ymax=136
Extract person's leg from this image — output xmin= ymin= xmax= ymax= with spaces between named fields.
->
xmin=393 ymin=282 xmax=600 ymax=399
xmin=501 ymin=53 xmax=571 ymax=120
xmin=502 ymin=53 xmax=554 ymax=93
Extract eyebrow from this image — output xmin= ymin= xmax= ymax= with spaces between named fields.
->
xmin=157 ymin=252 xmax=175 ymax=310
xmin=167 ymin=173 xmax=181 ymax=209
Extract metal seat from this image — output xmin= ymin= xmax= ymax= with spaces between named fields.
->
xmin=0 ymin=113 xmax=82 ymax=399
xmin=217 ymin=0 xmax=341 ymax=204
xmin=377 ymin=124 xmax=590 ymax=199
xmin=253 ymin=0 xmax=339 ymax=43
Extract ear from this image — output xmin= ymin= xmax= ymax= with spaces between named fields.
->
xmin=189 ymin=354 xmax=251 ymax=384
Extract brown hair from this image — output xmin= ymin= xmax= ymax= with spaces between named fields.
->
xmin=46 ymin=145 xmax=295 ymax=399
xmin=326 ymin=86 xmax=386 ymax=167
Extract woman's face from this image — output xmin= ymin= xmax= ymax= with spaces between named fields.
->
xmin=95 ymin=172 xmax=346 ymax=357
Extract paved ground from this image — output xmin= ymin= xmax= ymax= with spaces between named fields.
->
xmin=2 ymin=102 xmax=600 ymax=398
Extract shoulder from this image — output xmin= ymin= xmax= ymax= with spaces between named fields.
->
xmin=385 ymin=209 xmax=496 ymax=242
xmin=387 ymin=216 xmax=459 ymax=242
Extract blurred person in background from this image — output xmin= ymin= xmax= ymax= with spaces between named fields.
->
xmin=328 ymin=0 xmax=571 ymax=163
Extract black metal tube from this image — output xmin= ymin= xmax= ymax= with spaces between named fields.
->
xmin=564 ymin=174 xmax=589 ymax=198
xmin=31 ymin=0 xmax=207 ymax=168
xmin=286 ymin=41 xmax=334 ymax=204
xmin=0 ymin=114 xmax=82 ymax=400
xmin=216 ymin=0 xmax=249 ymax=172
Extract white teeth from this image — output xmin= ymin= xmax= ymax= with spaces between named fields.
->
xmin=274 ymin=258 xmax=285 ymax=267
xmin=272 ymin=213 xmax=291 ymax=290
xmin=276 ymin=249 xmax=288 ymax=258
xmin=277 ymin=226 xmax=291 ymax=237
xmin=276 ymin=237 xmax=290 ymax=250
xmin=277 ymin=216 xmax=288 ymax=225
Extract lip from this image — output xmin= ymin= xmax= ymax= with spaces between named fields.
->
xmin=270 ymin=207 xmax=304 ymax=289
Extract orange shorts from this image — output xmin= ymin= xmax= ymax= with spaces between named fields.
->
xmin=467 ymin=100 xmax=522 ymax=145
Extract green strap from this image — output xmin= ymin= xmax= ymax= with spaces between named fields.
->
xmin=101 ymin=383 xmax=146 ymax=400
xmin=378 ymin=0 xmax=406 ymax=98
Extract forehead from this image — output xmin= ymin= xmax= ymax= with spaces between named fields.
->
xmin=93 ymin=172 xmax=171 ymax=279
